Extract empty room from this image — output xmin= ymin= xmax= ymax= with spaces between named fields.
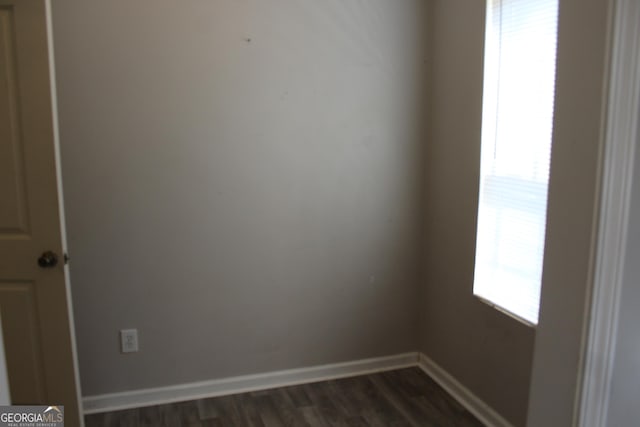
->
xmin=1 ymin=0 xmax=639 ymax=426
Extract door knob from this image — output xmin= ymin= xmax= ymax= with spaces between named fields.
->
xmin=37 ymin=251 xmax=58 ymax=268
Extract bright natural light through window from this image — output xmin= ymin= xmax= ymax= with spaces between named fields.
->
xmin=473 ymin=0 xmax=559 ymax=325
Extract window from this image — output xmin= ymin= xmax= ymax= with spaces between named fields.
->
xmin=473 ymin=0 xmax=559 ymax=325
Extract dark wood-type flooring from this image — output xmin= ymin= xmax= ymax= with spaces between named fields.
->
xmin=85 ymin=367 xmax=485 ymax=427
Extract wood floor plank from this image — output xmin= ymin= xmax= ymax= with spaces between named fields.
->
xmin=85 ymin=368 xmax=485 ymax=427
xmin=268 ymin=388 xmax=311 ymax=426
xmin=284 ymin=385 xmax=313 ymax=409
xmin=234 ymin=393 xmax=267 ymax=427
xmin=297 ymin=406 xmax=331 ymax=427
xmin=300 ymin=382 xmax=344 ymax=425
xmin=94 ymin=408 xmax=139 ymax=427
xmin=254 ymin=394 xmax=286 ymax=427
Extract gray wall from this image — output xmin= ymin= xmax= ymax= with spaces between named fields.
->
xmin=526 ymin=0 xmax=610 ymax=424
xmin=52 ymin=0 xmax=614 ymax=423
xmin=52 ymin=0 xmax=429 ymax=395
xmin=606 ymin=116 xmax=640 ymax=427
xmin=420 ymin=2 xmax=535 ymax=425
xmin=420 ymin=0 xmax=611 ymax=426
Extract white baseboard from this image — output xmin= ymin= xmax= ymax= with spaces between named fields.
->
xmin=84 ymin=351 xmax=513 ymax=426
xmin=418 ymin=353 xmax=513 ymax=427
xmin=83 ymin=352 xmax=419 ymax=414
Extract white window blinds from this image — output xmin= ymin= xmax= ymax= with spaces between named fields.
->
xmin=473 ymin=0 xmax=559 ymax=325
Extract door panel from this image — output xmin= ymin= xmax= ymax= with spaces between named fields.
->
xmin=0 ymin=6 xmax=29 ymax=236
xmin=0 ymin=282 xmax=45 ymax=403
xmin=0 ymin=1 xmax=81 ymax=425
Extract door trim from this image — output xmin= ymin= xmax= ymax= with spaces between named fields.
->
xmin=0 ymin=311 xmax=10 ymax=405
xmin=577 ymin=0 xmax=640 ymax=425
xmin=44 ymin=0 xmax=84 ymax=425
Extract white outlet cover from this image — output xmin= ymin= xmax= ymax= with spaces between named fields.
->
xmin=120 ymin=329 xmax=138 ymax=353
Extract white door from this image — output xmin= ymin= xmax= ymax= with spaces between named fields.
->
xmin=0 ymin=0 xmax=81 ymax=425
xmin=0 ymin=312 xmax=9 ymax=405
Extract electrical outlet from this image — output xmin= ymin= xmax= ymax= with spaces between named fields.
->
xmin=120 ymin=329 xmax=138 ymax=353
